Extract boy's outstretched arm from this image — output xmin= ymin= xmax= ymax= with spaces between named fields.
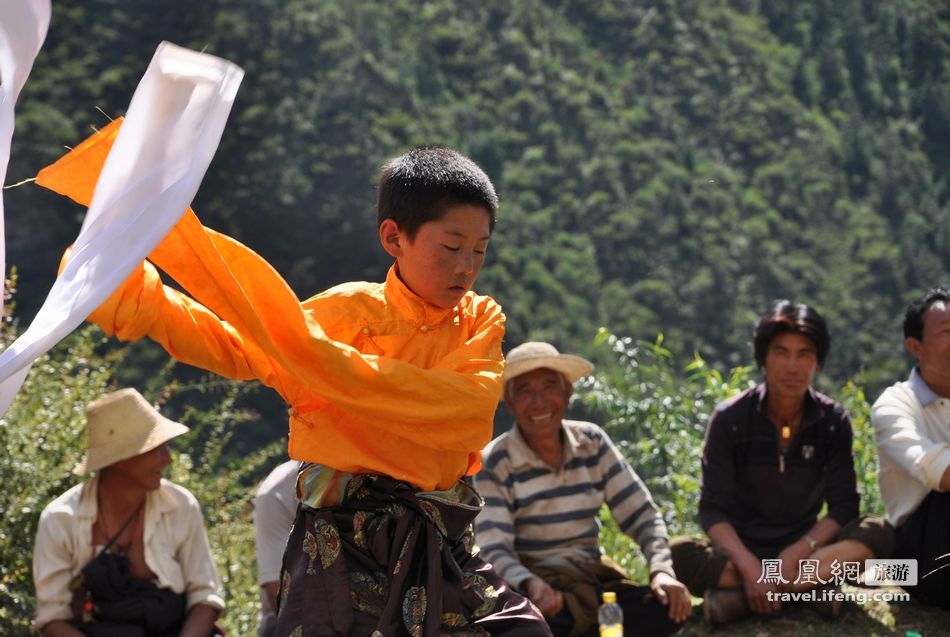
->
xmin=41 ymin=125 xmax=505 ymax=450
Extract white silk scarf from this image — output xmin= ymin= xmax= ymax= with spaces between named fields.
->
xmin=0 ymin=41 xmax=244 ymax=414
xmin=0 ymin=0 xmax=51 ymax=310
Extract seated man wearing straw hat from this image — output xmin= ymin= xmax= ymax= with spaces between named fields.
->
xmin=474 ymin=342 xmax=690 ymax=637
xmin=33 ymin=388 xmax=225 ymax=637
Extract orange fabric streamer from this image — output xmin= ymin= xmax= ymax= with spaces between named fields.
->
xmin=39 ymin=121 xmax=504 ymax=490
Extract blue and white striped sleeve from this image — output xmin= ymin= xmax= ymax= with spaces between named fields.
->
xmin=473 ymin=458 xmax=536 ymax=589
xmin=599 ymin=430 xmax=675 ymax=577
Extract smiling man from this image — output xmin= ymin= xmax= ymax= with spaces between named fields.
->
xmin=872 ymin=286 xmax=950 ymax=609
xmin=671 ymin=301 xmax=893 ymax=626
xmin=474 ymin=342 xmax=690 ymax=637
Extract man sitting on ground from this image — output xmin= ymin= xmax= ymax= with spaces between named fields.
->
xmin=872 ymin=286 xmax=950 ymax=609
xmin=33 ymin=388 xmax=224 ymax=637
xmin=475 ymin=341 xmax=690 ymax=637
xmin=671 ymin=301 xmax=894 ymax=626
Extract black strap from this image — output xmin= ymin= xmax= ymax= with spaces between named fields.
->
xmin=101 ymin=500 xmax=145 ymax=553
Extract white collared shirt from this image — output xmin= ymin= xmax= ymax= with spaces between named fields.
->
xmin=872 ymin=368 xmax=950 ymax=526
xmin=32 ymin=475 xmax=225 ymax=629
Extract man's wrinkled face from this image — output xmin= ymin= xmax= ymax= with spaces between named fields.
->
xmin=506 ymin=368 xmax=571 ymax=440
xmin=907 ymin=300 xmax=950 ymax=390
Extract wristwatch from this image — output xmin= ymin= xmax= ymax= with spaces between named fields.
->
xmin=803 ymin=534 xmax=818 ymax=550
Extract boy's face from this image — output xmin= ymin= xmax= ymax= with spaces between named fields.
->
xmin=380 ymin=204 xmax=491 ymax=309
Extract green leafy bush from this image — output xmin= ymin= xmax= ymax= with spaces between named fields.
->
xmin=0 ymin=327 xmax=114 ymax=635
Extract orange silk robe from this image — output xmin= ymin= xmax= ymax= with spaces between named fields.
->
xmin=38 ymin=121 xmax=505 ymax=490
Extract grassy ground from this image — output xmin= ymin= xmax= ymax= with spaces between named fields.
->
xmin=675 ymin=586 xmax=945 ymax=636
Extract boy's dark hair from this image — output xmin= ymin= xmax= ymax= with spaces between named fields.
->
xmin=753 ymin=300 xmax=830 ymax=368
xmin=903 ymin=286 xmax=950 ymax=340
xmin=377 ymin=146 xmax=498 ymax=240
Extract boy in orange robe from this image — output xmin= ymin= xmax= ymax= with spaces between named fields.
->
xmin=39 ymin=122 xmax=550 ymax=636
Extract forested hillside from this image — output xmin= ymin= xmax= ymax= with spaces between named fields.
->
xmin=5 ymin=0 xmax=949 ymax=393
xmin=3 ymin=3 xmax=949 ymax=633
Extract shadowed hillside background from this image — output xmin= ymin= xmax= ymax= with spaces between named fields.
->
xmin=2 ymin=0 xmax=948 ymax=634
xmin=6 ymin=0 xmax=949 ymax=391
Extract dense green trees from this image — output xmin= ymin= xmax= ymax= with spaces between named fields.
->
xmin=2 ymin=4 xmax=947 ymax=632
xmin=6 ymin=0 xmax=947 ymax=397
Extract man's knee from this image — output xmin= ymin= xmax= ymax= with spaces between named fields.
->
xmin=670 ymin=535 xmax=725 ymax=597
xmin=837 ymin=515 xmax=896 ymax=559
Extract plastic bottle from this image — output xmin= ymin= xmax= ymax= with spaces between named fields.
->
xmin=598 ymin=590 xmax=623 ymax=637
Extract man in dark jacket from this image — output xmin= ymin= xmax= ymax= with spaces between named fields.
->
xmin=671 ymin=301 xmax=894 ymax=625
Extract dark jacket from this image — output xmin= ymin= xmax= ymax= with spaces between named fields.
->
xmin=698 ymin=383 xmax=860 ymax=552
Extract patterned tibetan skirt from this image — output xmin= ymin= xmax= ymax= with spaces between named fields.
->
xmin=276 ymin=473 xmax=549 ymax=637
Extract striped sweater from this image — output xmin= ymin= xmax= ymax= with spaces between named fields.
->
xmin=473 ymin=419 xmax=674 ymax=589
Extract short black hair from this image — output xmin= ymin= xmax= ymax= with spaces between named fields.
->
xmin=376 ymin=146 xmax=498 ymax=240
xmin=903 ymin=286 xmax=950 ymax=340
xmin=753 ymin=300 xmax=831 ymax=368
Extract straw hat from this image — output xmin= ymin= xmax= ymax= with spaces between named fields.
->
xmin=73 ymin=388 xmax=189 ymax=475
xmin=503 ymin=341 xmax=594 ymax=386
